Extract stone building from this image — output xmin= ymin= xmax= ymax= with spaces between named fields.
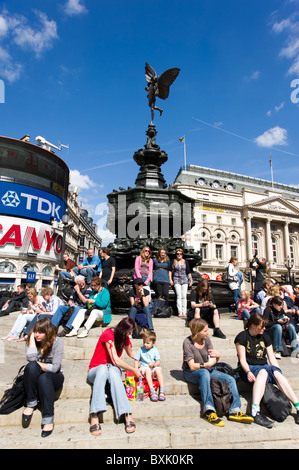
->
xmin=172 ymin=164 xmax=299 ymax=284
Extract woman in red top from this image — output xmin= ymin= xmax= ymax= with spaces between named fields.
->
xmin=87 ymin=317 xmax=141 ymax=436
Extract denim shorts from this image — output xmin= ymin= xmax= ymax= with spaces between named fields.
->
xmin=240 ymin=364 xmax=282 ymax=385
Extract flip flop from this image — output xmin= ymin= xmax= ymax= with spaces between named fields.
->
xmin=125 ymin=421 xmax=136 ymax=434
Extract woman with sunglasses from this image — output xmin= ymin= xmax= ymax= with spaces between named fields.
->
xmin=170 ymin=248 xmax=193 ymax=317
xmin=134 ymin=246 xmax=153 ymax=287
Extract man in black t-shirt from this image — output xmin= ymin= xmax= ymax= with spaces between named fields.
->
xmin=100 ymin=247 xmax=116 ymax=289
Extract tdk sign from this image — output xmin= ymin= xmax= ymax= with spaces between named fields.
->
xmin=0 ymin=182 xmax=66 ymax=223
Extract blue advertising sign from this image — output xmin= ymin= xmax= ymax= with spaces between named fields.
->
xmin=0 ymin=182 xmax=66 ymax=223
xmin=26 ymin=271 xmax=36 ymax=283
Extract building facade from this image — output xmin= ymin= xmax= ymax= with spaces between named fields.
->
xmin=0 ymin=135 xmax=101 ymax=292
xmin=173 ymin=165 xmax=299 ymax=284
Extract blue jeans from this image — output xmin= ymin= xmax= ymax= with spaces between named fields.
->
xmin=232 ymin=289 xmax=241 ymax=306
xmin=51 ymin=305 xmax=82 ymax=330
xmin=87 ymin=364 xmax=131 ymax=419
xmin=129 ymin=305 xmax=154 ymax=331
xmin=60 ymin=271 xmax=72 ymax=280
xmin=73 ymin=266 xmax=98 ymax=284
xmin=241 ymin=307 xmax=261 ymax=321
xmin=24 ymin=314 xmax=53 ymax=335
xmin=183 ymin=367 xmax=241 ymax=414
xmin=267 ymin=323 xmax=299 ymax=352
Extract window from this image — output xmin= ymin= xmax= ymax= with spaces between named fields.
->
xmin=22 ymin=264 xmax=38 ymax=273
xmin=201 ymin=214 xmax=207 ymax=223
xmin=231 ymin=218 xmax=236 ymax=226
xmin=252 ymin=235 xmax=258 ymax=255
xmin=42 ymin=266 xmax=52 ymax=276
xmin=290 ymin=239 xmax=295 ymax=263
xmin=200 ymin=243 xmax=208 ymax=260
xmin=0 ymin=262 xmax=16 ymax=273
xmin=216 ymin=216 xmax=222 ymax=225
xmin=272 ymin=237 xmax=277 ymax=263
xmin=231 ymin=246 xmax=238 ymax=258
xmin=216 ymin=244 xmax=223 ymax=260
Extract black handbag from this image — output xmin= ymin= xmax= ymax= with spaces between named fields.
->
xmin=0 ymin=365 xmax=26 ymax=415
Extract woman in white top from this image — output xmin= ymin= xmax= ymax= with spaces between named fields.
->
xmin=227 ymin=257 xmax=241 ymax=309
xmin=1 ymin=288 xmax=44 ymax=341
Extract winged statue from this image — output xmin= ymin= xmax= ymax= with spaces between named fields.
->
xmin=145 ymin=62 xmax=180 ymax=123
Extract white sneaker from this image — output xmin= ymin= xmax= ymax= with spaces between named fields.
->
xmin=77 ymin=329 xmax=88 ymax=338
xmin=65 ymin=329 xmax=78 ymax=337
xmin=275 ymin=351 xmax=282 ymax=359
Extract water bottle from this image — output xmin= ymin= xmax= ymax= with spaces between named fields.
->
xmin=136 ymin=377 xmax=144 ymax=402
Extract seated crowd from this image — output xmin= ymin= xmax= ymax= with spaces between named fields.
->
xmin=1 ymin=247 xmax=299 ymax=438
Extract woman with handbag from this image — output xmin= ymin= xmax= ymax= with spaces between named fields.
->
xmin=22 ymin=317 xmax=64 ymax=437
xmin=182 ymin=318 xmax=253 ymax=426
xmin=234 ymin=312 xmax=299 ymax=428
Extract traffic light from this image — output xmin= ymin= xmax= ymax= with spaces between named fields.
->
xmin=281 ymin=274 xmax=287 ymax=283
xmin=244 ymin=272 xmax=251 ymax=283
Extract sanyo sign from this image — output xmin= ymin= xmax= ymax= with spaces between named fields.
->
xmin=0 ymin=181 xmax=66 ymax=223
xmin=0 ymin=217 xmax=63 ymax=260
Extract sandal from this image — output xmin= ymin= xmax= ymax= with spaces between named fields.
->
xmin=125 ymin=421 xmax=136 ymax=434
xmin=90 ymin=423 xmax=101 ymax=436
xmin=158 ymin=391 xmax=166 ymax=401
xmin=150 ymin=391 xmax=158 ymax=402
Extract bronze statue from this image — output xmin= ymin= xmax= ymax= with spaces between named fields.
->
xmin=145 ymin=62 xmax=180 ymax=124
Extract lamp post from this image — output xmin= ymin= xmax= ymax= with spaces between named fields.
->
xmin=60 ymin=210 xmax=70 ymax=268
xmin=284 ymin=256 xmax=294 ymax=285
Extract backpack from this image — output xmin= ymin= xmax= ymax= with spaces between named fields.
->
xmin=132 ymin=322 xmax=148 ymax=339
xmin=0 ymin=365 xmax=26 ymax=415
xmin=261 ymin=383 xmax=292 ymax=422
xmin=210 ymin=378 xmax=232 ymax=416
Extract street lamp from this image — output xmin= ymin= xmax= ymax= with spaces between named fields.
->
xmin=284 ymin=256 xmax=294 ymax=285
xmin=60 ymin=210 xmax=70 ymax=268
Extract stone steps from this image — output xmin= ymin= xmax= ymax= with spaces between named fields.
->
xmin=1 ymin=311 xmax=299 ymax=449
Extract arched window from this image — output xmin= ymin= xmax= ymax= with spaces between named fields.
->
xmin=21 ymin=264 xmax=38 ymax=273
xmin=0 ymin=262 xmax=16 ymax=273
xmin=42 ymin=266 xmax=52 ymax=276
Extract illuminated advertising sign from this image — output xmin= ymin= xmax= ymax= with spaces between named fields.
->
xmin=0 ymin=181 xmax=66 ymax=223
xmin=0 ymin=216 xmax=63 ymax=262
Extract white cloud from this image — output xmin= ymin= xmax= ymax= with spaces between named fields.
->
xmin=255 ymin=126 xmax=288 ymax=148
xmin=266 ymin=101 xmax=286 ymax=116
xmin=247 ymin=70 xmax=260 ymax=81
xmin=64 ymin=0 xmax=88 ymax=16
xmin=0 ymin=45 xmax=22 ymax=82
xmin=70 ymin=169 xmax=97 ymax=190
xmin=272 ymin=15 xmax=299 ymax=75
xmin=11 ymin=10 xmax=58 ymax=57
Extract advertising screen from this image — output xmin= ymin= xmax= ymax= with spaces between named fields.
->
xmin=0 ymin=181 xmax=66 ymax=223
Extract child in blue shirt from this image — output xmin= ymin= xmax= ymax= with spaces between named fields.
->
xmin=134 ymin=331 xmax=165 ymax=402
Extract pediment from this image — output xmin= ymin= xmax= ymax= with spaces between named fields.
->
xmin=247 ymin=196 xmax=299 ymax=215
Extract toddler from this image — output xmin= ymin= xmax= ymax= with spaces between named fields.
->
xmin=134 ymin=331 xmax=165 ymax=401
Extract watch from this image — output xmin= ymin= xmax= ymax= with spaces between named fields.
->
xmin=200 ymin=363 xmax=205 ymax=369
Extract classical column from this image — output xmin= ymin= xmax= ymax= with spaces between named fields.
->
xmin=284 ymin=221 xmax=290 ymax=260
xmin=245 ymin=216 xmax=252 ymax=260
xmin=265 ymin=218 xmax=273 ymax=264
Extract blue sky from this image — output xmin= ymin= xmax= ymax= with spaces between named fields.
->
xmin=0 ymin=0 xmax=299 ymax=244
